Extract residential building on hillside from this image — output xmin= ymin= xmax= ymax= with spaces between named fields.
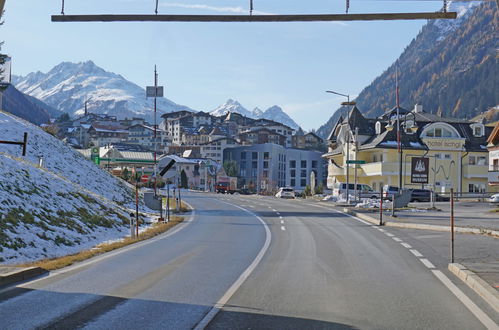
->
xmin=224 ymin=143 xmax=325 ymax=193
xmin=292 ymin=130 xmax=324 ymax=151
xmin=88 ymin=123 xmax=129 ymax=147
xmin=200 ymin=137 xmax=239 ymax=164
xmin=239 ymin=127 xmax=287 ymax=147
xmin=487 ymin=122 xmax=499 ymax=190
xmin=323 ymin=105 xmax=492 ymax=194
xmin=127 ymin=124 xmax=170 ymax=151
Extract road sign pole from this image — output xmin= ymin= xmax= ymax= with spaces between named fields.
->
xmin=379 ymin=186 xmax=383 ymax=226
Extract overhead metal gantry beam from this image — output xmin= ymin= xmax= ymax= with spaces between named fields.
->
xmin=51 ymin=12 xmax=457 ymax=23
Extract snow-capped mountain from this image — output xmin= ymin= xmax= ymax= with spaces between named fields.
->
xmin=12 ymin=61 xmax=193 ymax=122
xmin=210 ymin=99 xmax=254 ymax=118
xmin=211 ymin=99 xmax=301 ymax=129
xmin=0 ymin=111 xmax=145 ymax=264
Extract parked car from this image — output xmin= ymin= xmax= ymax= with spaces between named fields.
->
xmin=489 ymin=193 xmax=499 ymax=203
xmin=332 ymin=183 xmax=378 ymax=199
xmin=383 ymin=185 xmax=399 ymax=201
xmin=276 ymin=187 xmax=295 ymax=199
xmin=409 ymin=189 xmax=431 ymax=202
xmin=408 ymin=189 xmax=449 ymax=202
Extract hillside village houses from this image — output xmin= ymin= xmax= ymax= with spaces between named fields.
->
xmin=323 ymin=104 xmax=497 ymax=195
xmin=56 ymin=108 xmax=326 ymax=192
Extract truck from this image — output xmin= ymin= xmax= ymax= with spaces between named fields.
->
xmin=216 ymin=176 xmax=237 ymax=194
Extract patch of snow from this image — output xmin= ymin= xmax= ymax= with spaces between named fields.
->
xmin=0 ymin=111 xmax=153 ymax=265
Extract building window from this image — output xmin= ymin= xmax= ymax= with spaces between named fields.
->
xmin=291 ymin=169 xmax=296 ymax=177
xmin=444 ymin=154 xmax=451 ymax=160
xmin=241 ymin=152 xmax=246 ymax=160
xmin=301 ymin=169 xmax=306 ymax=177
xmin=435 ymin=153 xmax=442 ymax=159
xmin=252 ymin=152 xmax=258 ymax=160
xmin=301 ymin=160 xmax=307 ymax=168
xmin=264 ymin=152 xmax=269 ymax=159
xmin=469 ymin=156 xmax=476 ymax=165
xmin=300 ymin=179 xmax=306 ymax=187
xmin=291 ymin=179 xmax=296 ymax=186
xmin=252 ymin=161 xmax=258 ymax=169
xmin=373 ymin=154 xmax=377 ymax=162
xmin=263 ymin=161 xmax=269 ymax=169
xmin=312 ymin=160 xmax=318 ymax=168
xmin=240 ymin=162 xmax=246 ymax=169
xmin=290 ymin=160 xmax=296 ymax=168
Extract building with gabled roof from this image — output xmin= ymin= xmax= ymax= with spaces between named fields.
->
xmin=323 ymin=104 xmax=492 ymax=194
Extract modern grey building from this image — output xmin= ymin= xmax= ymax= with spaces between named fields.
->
xmin=223 ymin=143 xmax=325 ymax=193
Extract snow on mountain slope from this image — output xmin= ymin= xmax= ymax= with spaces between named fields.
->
xmin=434 ymin=1 xmax=481 ymax=41
xmin=211 ymin=99 xmax=301 ymax=129
xmin=12 ymin=61 xmax=193 ymax=122
xmin=0 ymin=110 xmax=142 ymax=264
xmin=210 ymin=99 xmax=253 ymax=118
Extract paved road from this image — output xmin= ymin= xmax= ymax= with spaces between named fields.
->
xmin=0 ymin=192 xmax=497 ymax=329
xmin=208 ymin=194 xmax=498 ymax=329
xmin=0 ymin=192 xmax=267 ymax=329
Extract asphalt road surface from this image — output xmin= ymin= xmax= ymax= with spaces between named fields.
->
xmin=0 ymin=191 xmax=497 ymax=329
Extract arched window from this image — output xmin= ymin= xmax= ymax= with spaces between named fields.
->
xmin=375 ymin=121 xmax=382 ymax=135
xmin=421 ymin=123 xmax=460 ymax=138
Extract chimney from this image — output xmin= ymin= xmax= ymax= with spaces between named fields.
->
xmin=413 ymin=104 xmax=423 ymax=113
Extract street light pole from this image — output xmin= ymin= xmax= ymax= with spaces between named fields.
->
xmin=326 ymin=90 xmax=357 ymax=204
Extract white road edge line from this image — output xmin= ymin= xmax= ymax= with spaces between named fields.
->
xmin=333 ymin=206 xmax=498 ymax=328
xmin=194 ymin=202 xmax=272 ymax=330
xmin=410 ymin=249 xmax=423 ymax=257
xmin=431 ymin=270 xmax=498 ymax=330
xmin=420 ymin=258 xmax=436 ymax=269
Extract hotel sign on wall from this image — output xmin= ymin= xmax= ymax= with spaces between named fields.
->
xmin=411 ymin=157 xmax=429 ymax=184
xmin=422 ymin=138 xmax=465 ymax=151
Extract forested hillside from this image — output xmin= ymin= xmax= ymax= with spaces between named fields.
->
xmin=317 ymin=2 xmax=498 ymax=138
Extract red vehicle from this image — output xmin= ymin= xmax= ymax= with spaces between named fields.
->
xmin=216 ymin=177 xmax=237 ymax=194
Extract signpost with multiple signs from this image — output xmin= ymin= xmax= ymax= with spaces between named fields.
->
xmin=411 ymin=157 xmax=429 ymax=184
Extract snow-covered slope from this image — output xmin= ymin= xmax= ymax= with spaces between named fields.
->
xmin=0 ymin=110 xmax=141 ymax=264
xmin=211 ymin=99 xmax=301 ymax=129
xmin=12 ymin=61 xmax=193 ymax=122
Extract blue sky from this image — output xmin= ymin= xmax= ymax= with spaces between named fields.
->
xmin=2 ymin=0 xmax=443 ymax=130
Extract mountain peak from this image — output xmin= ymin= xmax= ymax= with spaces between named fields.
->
xmin=13 ymin=61 xmax=192 ymax=121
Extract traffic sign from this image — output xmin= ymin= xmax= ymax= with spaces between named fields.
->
xmin=140 ymin=174 xmax=149 ymax=183
xmin=346 ymin=160 xmax=366 ymax=164
xmin=146 ymin=86 xmax=164 ymax=97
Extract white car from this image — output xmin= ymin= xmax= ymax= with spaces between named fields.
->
xmin=276 ymin=187 xmax=295 ymax=199
xmin=489 ymin=193 xmax=499 ymax=203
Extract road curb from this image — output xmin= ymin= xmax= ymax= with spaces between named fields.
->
xmin=0 ymin=266 xmax=48 ymax=287
xmin=343 ymin=209 xmax=499 ymax=238
xmin=448 ymin=263 xmax=499 ymax=314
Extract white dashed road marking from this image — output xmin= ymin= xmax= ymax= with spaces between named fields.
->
xmin=392 ymin=237 xmax=402 ymax=242
xmin=410 ymin=249 xmax=423 ymax=257
xmin=420 ymin=258 xmax=436 ymax=269
xmin=281 ymin=226 xmax=286 ymax=231
xmin=401 ymin=243 xmax=412 ymax=249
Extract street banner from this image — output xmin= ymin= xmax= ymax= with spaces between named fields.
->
xmin=411 ymin=157 xmax=429 ymax=184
